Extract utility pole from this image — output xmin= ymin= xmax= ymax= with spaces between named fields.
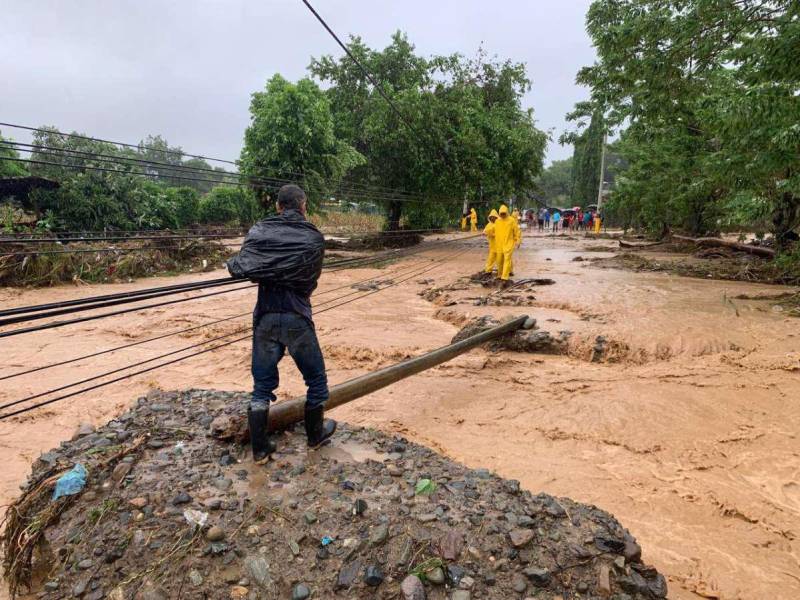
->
xmin=596 ymin=131 xmax=608 ymax=212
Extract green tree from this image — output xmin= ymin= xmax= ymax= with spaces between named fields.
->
xmin=575 ymin=0 xmax=799 ymax=243
xmin=166 ymin=186 xmax=201 ymax=227
xmin=199 ymin=186 xmax=262 ymax=227
xmin=239 ymin=74 xmax=364 ymax=210
xmin=310 ymin=33 xmax=547 ymax=229
xmin=533 ymin=158 xmax=573 ymax=207
xmin=0 ymin=131 xmax=29 ymax=178
xmin=566 ymin=109 xmax=604 ymax=207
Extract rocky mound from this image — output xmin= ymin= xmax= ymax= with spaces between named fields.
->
xmin=3 ymin=390 xmax=667 ymax=600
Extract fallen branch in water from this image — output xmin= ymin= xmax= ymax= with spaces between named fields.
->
xmin=618 ymin=240 xmax=664 ymax=249
xmin=671 ymin=235 xmax=775 ymax=258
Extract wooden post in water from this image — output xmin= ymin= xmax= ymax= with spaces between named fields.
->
xmin=268 ymin=314 xmax=530 ymax=431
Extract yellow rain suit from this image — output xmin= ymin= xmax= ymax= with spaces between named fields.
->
xmin=494 ymin=204 xmax=518 ymax=280
xmin=469 ymin=208 xmax=478 ymax=232
xmin=483 ymin=209 xmax=499 ymax=273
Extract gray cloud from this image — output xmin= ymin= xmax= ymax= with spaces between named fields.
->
xmin=3 ymin=0 xmax=594 ymax=167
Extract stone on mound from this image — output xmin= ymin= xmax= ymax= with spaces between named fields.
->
xmin=2 ymin=390 xmax=667 ymax=600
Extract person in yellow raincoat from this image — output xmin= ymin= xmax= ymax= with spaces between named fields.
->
xmin=494 ymin=204 xmax=518 ymax=285
xmin=469 ymin=208 xmax=478 ymax=232
xmin=483 ymin=209 xmax=499 ymax=273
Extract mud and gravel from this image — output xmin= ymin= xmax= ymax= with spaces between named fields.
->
xmin=2 ymin=231 xmax=800 ymax=600
xmin=3 ymin=389 xmax=667 ymax=600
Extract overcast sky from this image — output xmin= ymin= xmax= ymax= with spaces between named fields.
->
xmin=3 ymin=0 xmax=595 ymax=167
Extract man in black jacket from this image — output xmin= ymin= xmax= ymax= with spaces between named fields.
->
xmin=230 ymin=184 xmax=336 ymax=461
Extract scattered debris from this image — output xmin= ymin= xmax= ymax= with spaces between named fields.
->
xmin=2 ymin=389 xmax=667 ymax=599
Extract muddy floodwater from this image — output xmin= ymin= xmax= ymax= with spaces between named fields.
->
xmin=1 ymin=233 xmax=799 ymax=600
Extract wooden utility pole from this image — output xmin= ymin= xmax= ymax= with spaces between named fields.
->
xmin=269 ymin=315 xmax=530 ymax=430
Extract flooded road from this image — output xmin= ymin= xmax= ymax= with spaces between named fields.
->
xmin=2 ymin=232 xmax=799 ymax=599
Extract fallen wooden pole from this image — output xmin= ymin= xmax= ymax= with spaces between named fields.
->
xmin=269 ymin=314 xmax=530 ymax=430
xmin=672 ymin=234 xmax=775 ymax=258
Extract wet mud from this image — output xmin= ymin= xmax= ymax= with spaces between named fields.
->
xmin=2 ymin=232 xmax=800 ymax=599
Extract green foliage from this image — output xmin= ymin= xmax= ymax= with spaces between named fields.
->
xmin=575 ymin=0 xmax=800 ymax=245
xmin=166 ymin=186 xmax=201 ymax=227
xmin=569 ymin=110 xmax=604 ymax=207
xmin=239 ymin=74 xmax=365 ymax=210
xmin=309 ymin=33 xmax=548 ymax=229
xmin=533 ymin=158 xmax=573 ymax=207
xmin=0 ymin=131 xmax=28 ymax=178
xmin=415 ymin=478 xmax=436 ymax=495
xmin=199 ymin=186 xmax=263 ymax=227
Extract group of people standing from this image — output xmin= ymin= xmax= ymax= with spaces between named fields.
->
xmin=481 ymin=204 xmax=521 ymax=288
xmin=535 ymin=207 xmax=602 ymax=233
xmin=460 ymin=208 xmax=479 ymax=232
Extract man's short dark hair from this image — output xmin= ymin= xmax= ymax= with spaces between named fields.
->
xmin=277 ymin=184 xmax=307 ymax=210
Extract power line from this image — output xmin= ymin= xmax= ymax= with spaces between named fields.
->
xmin=0 ymin=242 xmax=471 ymax=420
xmin=0 ymin=122 xmax=238 ymax=166
xmin=0 ymin=234 xmax=479 ymax=336
xmin=0 ymin=129 xmax=452 ymax=202
xmin=0 ymin=283 xmax=255 ymax=339
xmin=1 ymin=121 xmax=439 ymax=198
xmin=0 ymin=246 xmax=452 ymax=382
xmin=0 ymin=154 xmax=463 ymax=206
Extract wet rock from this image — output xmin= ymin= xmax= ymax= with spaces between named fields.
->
xmin=352 ymin=498 xmax=368 ymax=515
xmin=595 ymin=535 xmax=625 ymax=554
xmin=623 ymin=532 xmax=642 ymax=563
xmin=370 ymin=523 xmax=389 ymax=546
xmin=212 ymin=477 xmax=233 ymax=491
xmin=439 ymin=529 xmax=465 ymax=560
xmin=291 ymin=583 xmax=311 ymax=600
xmin=364 ymin=565 xmax=384 ymax=586
xmin=244 ymin=555 xmax=273 ymax=592
xmin=111 ymin=462 xmax=132 ymax=482
xmin=129 ymin=497 xmax=148 ymax=509
xmin=172 ymin=492 xmax=192 ymax=505
xmin=509 ymin=528 xmax=535 ymax=548
xmin=447 ymin=565 xmax=466 ymax=586
xmin=337 ymin=559 xmax=363 ymax=589
xmin=206 ymin=525 xmax=225 ymax=542
xmin=73 ymin=579 xmax=89 ymax=596
xmin=73 ymin=422 xmax=95 ymax=439
xmin=428 ymin=567 xmax=445 ymax=585
xmin=523 ymin=566 xmax=550 ymax=587
xmin=598 ymin=564 xmax=612 ymax=596
xmin=400 ymin=574 xmax=426 ymax=600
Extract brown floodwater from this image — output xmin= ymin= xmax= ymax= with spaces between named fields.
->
xmin=1 ymin=232 xmax=799 ymax=600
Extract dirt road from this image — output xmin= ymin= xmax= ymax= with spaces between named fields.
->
xmin=2 ymin=233 xmax=799 ymax=599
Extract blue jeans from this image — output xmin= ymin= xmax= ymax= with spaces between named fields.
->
xmin=251 ymin=312 xmax=329 ymax=410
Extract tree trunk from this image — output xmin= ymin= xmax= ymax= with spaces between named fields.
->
xmin=672 ymin=234 xmax=775 ymax=258
xmin=386 ymin=200 xmax=402 ymax=231
xmin=771 ymin=191 xmax=800 ymax=252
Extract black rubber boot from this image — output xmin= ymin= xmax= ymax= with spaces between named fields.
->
xmin=248 ymin=405 xmax=277 ymax=462
xmin=304 ymin=404 xmax=337 ymax=448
